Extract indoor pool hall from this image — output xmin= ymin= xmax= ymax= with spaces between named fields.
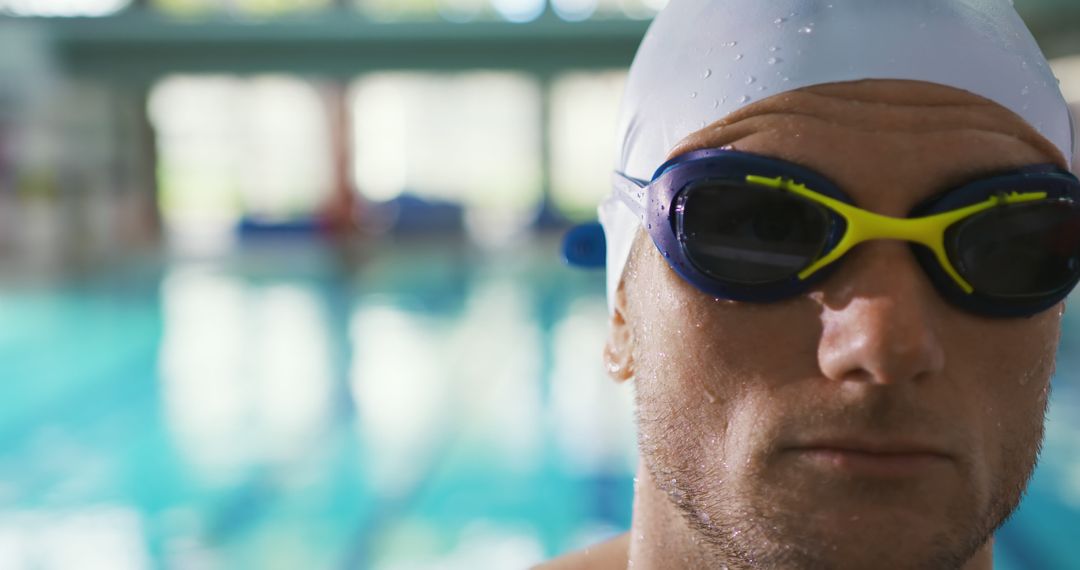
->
xmin=2 ymin=1 xmax=1080 ymax=568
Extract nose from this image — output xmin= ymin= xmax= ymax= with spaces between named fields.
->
xmin=815 ymin=242 xmax=947 ymax=386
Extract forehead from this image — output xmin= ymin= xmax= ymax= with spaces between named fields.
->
xmin=668 ymin=80 xmax=1064 ymax=214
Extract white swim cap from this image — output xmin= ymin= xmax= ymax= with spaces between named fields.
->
xmin=601 ymin=0 xmax=1074 ymax=311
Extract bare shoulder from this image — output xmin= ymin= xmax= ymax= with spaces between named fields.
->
xmin=531 ymin=532 xmax=630 ymax=570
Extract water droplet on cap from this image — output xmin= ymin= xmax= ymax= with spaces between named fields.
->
xmin=767 ymin=57 xmax=781 ymax=65
xmin=739 ymin=95 xmax=751 ymax=103
xmin=712 ymin=99 xmax=720 ymax=108
xmin=1021 ymin=85 xmax=1030 ymax=96
xmin=734 ymin=53 xmax=743 ymax=61
xmin=774 ymin=17 xmax=786 ymax=25
xmin=690 ymin=91 xmax=698 ymax=99
xmin=702 ymin=68 xmax=712 ymax=79
xmin=745 ymin=75 xmax=756 ymax=84
xmin=769 ymin=46 xmax=780 ymax=52
xmin=798 ymin=25 xmax=814 ymax=34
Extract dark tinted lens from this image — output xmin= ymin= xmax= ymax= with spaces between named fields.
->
xmin=678 ymin=180 xmax=831 ymax=285
xmin=948 ymin=201 xmax=1080 ymax=298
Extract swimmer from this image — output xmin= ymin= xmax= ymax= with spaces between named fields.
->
xmin=546 ymin=1 xmax=1080 ymax=568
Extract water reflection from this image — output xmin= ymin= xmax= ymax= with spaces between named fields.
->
xmin=351 ymin=305 xmax=452 ymax=498
xmin=160 ymin=268 xmax=334 ymax=481
xmin=0 ymin=506 xmax=150 ymax=569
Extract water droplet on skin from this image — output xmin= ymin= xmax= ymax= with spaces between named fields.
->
xmin=745 ymin=75 xmax=756 ymax=84
xmin=734 ymin=53 xmax=743 ymax=61
xmin=768 ymin=57 xmax=781 ymax=65
xmin=702 ymin=68 xmax=712 ymax=79
xmin=704 ymin=388 xmax=718 ymax=404
xmin=798 ymin=25 xmax=814 ymax=34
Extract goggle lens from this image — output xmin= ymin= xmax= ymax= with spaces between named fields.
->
xmin=948 ymin=200 xmax=1080 ymax=299
xmin=677 ymin=180 xmax=831 ymax=285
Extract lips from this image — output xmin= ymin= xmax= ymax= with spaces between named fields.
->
xmin=785 ymin=438 xmax=954 ymax=477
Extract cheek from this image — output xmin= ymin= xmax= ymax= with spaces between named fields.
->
xmin=966 ymin=316 xmax=1057 ymax=416
xmin=629 ymin=257 xmax=824 ymax=448
xmin=951 ymin=315 xmax=1059 ymax=484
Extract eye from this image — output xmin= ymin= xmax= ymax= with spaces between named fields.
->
xmin=677 ymin=180 xmax=832 ymax=284
xmin=751 ymin=207 xmax=797 ymax=241
xmin=947 ymin=200 xmax=1080 ymax=298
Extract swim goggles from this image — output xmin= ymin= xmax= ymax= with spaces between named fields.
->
xmin=564 ymin=149 xmax=1080 ymax=318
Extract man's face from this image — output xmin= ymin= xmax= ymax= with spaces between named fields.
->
xmin=613 ymin=80 xmax=1064 ymax=569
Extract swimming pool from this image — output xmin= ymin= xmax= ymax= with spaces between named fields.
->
xmin=0 ymin=237 xmax=1077 ymax=569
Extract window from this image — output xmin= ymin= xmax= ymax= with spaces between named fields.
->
xmin=351 ymin=71 xmax=542 ymax=243
xmin=0 ymin=0 xmax=131 ymax=17
xmin=549 ymin=71 xmax=627 ymax=221
xmin=149 ymin=75 xmax=334 ymax=250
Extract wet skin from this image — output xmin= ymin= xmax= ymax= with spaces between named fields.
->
xmin=537 ymin=79 xmax=1066 ymax=570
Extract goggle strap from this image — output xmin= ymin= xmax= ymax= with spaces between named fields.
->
xmin=612 ymin=171 xmax=649 ymax=222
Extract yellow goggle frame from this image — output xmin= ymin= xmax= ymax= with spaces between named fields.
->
xmin=744 ymin=174 xmax=1048 ymax=294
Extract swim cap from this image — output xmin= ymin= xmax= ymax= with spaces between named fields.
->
xmin=601 ymin=0 xmax=1074 ymax=311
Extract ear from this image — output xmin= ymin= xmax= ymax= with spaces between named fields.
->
xmin=603 ymin=282 xmax=635 ymax=383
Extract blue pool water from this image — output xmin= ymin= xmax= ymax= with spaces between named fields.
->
xmin=0 ymin=237 xmax=1078 ymax=569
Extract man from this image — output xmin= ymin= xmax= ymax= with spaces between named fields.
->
xmin=547 ymin=1 xmax=1080 ymax=568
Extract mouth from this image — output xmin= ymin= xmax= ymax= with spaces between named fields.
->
xmin=784 ymin=439 xmax=954 ymax=478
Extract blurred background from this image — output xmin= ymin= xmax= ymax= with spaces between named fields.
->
xmin=1 ymin=1 xmax=1080 ymax=568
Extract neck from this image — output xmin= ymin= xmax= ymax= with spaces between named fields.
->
xmin=627 ymin=461 xmax=996 ymax=570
